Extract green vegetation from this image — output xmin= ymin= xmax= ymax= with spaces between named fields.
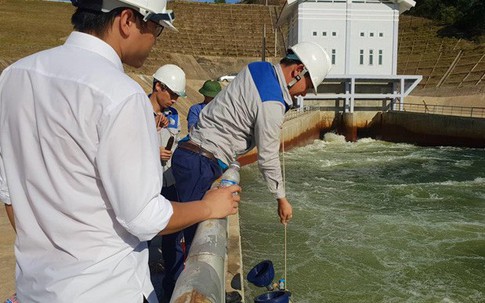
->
xmin=408 ymin=0 xmax=485 ymax=40
xmin=0 ymin=0 xmax=73 ymax=62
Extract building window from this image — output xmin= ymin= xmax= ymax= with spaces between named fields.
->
xmin=378 ymin=50 xmax=383 ymax=65
xmin=369 ymin=49 xmax=374 ymax=65
xmin=332 ymin=32 xmax=337 ymax=37
xmin=370 ymin=32 xmax=374 ymax=37
xmin=313 ymin=31 xmax=317 ymax=36
xmin=359 ymin=50 xmax=364 ymax=65
xmin=379 ymin=32 xmax=384 ymax=37
xmin=360 ymin=32 xmax=365 ymax=37
xmin=331 ymin=49 xmax=336 ymax=64
xmin=322 ymin=32 xmax=327 ymax=36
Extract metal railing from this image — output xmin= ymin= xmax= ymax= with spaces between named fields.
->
xmin=393 ymin=101 xmax=485 ymax=119
xmin=284 ymin=106 xmax=316 ymax=121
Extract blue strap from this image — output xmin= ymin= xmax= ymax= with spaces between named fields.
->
xmin=217 ymin=159 xmax=228 ymax=171
xmin=179 ymin=135 xmax=190 ymax=143
xmin=248 ymin=62 xmax=289 ymax=112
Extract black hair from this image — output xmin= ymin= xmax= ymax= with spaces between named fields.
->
xmin=71 ymin=6 xmax=146 ymax=37
xmin=153 ymin=81 xmax=172 ymax=93
xmin=152 ymin=80 xmax=160 ymax=92
xmin=280 ymin=49 xmax=303 ymax=66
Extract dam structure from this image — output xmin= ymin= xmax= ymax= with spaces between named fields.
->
xmin=276 ymin=0 xmax=422 ymax=141
xmin=1 ymin=0 xmax=485 ymax=302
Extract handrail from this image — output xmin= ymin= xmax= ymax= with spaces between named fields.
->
xmin=392 ymin=102 xmax=485 ymax=119
xmin=284 ymin=106 xmax=316 ymax=121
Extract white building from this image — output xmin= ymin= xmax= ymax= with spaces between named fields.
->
xmin=277 ymin=0 xmax=421 ymax=112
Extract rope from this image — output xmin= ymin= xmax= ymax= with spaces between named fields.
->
xmin=281 ymin=127 xmax=288 ymax=291
xmin=284 ymin=222 xmax=288 ymax=290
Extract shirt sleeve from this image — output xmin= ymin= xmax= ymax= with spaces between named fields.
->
xmin=187 ymin=105 xmax=199 ymax=131
xmin=96 ymin=93 xmax=173 ymax=242
xmin=0 ymin=148 xmax=11 ymax=205
xmin=254 ymin=101 xmax=286 ymax=199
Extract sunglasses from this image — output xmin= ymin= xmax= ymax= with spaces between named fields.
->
xmin=159 ymin=83 xmax=179 ymax=99
xmin=149 ymin=21 xmax=164 ymax=37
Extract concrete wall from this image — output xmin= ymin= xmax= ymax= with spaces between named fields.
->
xmin=367 ymin=111 xmax=485 ymax=147
xmin=308 ymin=93 xmax=485 ymax=143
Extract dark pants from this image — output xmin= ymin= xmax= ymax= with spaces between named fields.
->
xmin=148 ymin=185 xmax=179 ymax=303
xmin=161 ymin=147 xmax=222 ymax=299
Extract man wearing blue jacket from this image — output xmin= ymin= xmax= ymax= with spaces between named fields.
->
xmin=170 ymin=41 xmax=331 ymax=279
xmin=187 ymin=80 xmax=222 ymax=131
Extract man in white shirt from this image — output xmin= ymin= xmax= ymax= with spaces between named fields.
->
xmin=0 ymin=1 xmax=240 ymax=303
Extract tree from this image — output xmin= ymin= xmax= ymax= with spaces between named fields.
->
xmin=455 ymin=1 xmax=485 ymax=37
xmin=407 ymin=0 xmax=485 ymax=39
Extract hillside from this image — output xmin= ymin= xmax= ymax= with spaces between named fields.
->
xmin=398 ymin=15 xmax=485 ymax=96
xmin=1 ymin=0 xmax=484 ymax=98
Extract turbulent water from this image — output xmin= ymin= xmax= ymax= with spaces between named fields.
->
xmin=240 ymin=134 xmax=485 ymax=303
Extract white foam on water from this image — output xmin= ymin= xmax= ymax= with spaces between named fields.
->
xmin=322 ymin=132 xmax=346 ymax=143
xmin=474 ymin=177 xmax=485 ymax=183
xmin=356 ymin=137 xmax=376 ymax=143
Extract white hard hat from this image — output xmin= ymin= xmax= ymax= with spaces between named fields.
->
xmin=153 ymin=64 xmax=186 ymax=97
xmin=290 ymin=41 xmax=331 ymax=93
xmin=71 ymin=0 xmax=177 ymax=31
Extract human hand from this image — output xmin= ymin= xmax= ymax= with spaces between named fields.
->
xmin=160 ymin=148 xmax=172 ymax=162
xmin=155 ymin=113 xmax=169 ymax=129
xmin=277 ymin=197 xmax=293 ymax=225
xmin=202 ymin=185 xmax=241 ymax=218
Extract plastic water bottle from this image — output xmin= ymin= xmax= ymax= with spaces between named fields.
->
xmin=278 ymin=278 xmax=286 ymax=290
xmin=219 ymin=161 xmax=240 ymax=188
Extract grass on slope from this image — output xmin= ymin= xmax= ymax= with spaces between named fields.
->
xmin=0 ymin=0 xmax=74 ymax=62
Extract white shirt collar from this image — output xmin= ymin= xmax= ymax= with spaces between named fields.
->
xmin=65 ymin=31 xmax=124 ymax=72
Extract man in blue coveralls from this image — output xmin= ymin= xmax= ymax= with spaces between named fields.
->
xmin=187 ymin=80 xmax=222 ymax=131
xmin=169 ymin=41 xmax=332 ymax=284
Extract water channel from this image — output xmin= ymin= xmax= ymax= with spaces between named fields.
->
xmin=240 ymin=134 xmax=485 ymax=303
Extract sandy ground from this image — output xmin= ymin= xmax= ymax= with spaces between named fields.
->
xmin=0 ymin=206 xmax=15 ymax=300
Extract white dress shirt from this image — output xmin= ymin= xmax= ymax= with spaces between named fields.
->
xmin=0 ymin=31 xmax=173 ymax=303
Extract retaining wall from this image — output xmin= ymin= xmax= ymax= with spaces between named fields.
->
xmin=367 ymin=111 xmax=485 ymax=147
